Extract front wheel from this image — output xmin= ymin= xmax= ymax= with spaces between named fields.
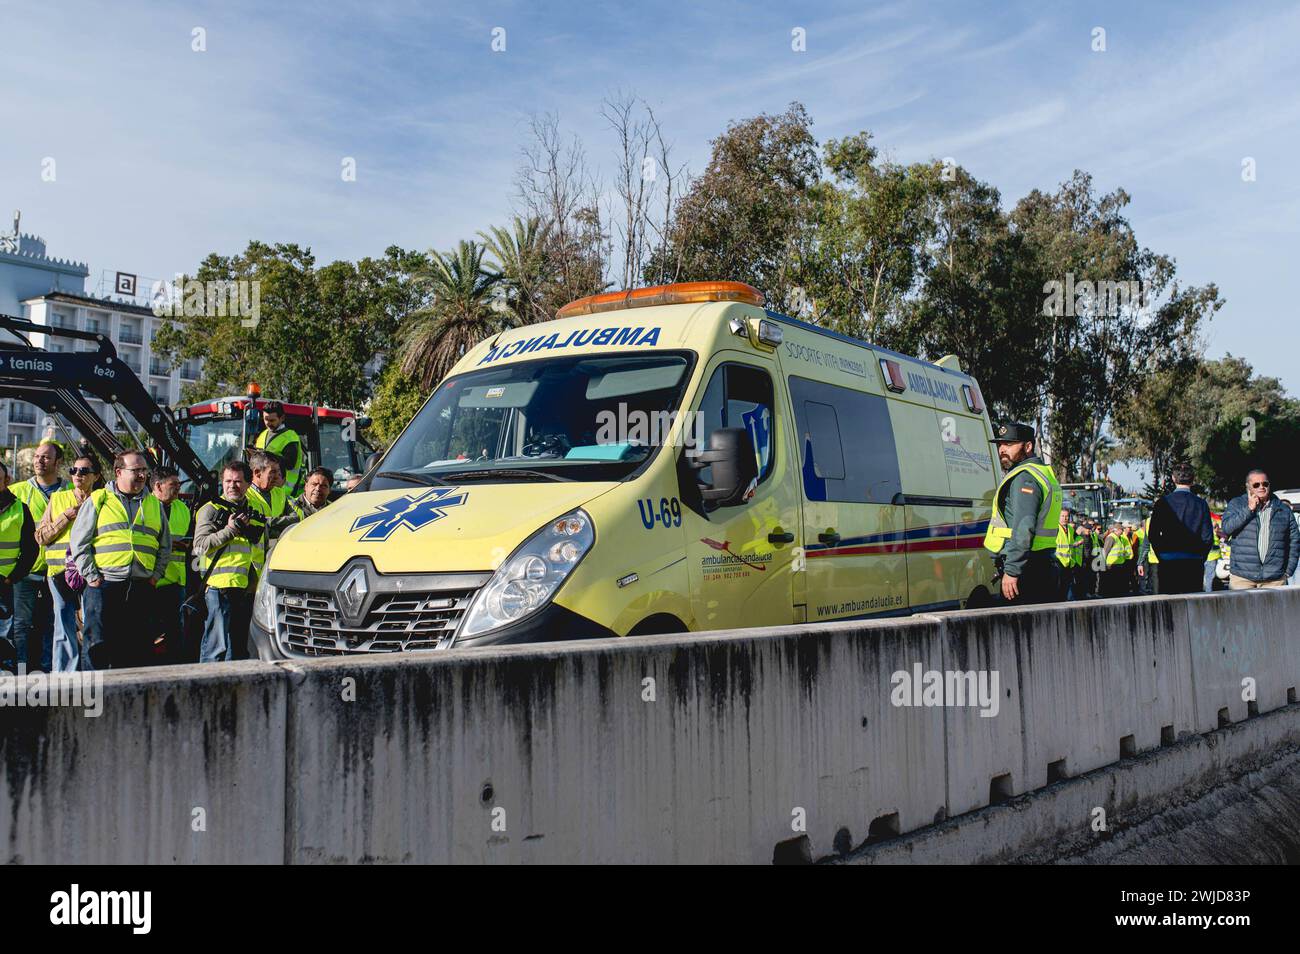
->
xmin=626 ymin=614 xmax=688 ymax=637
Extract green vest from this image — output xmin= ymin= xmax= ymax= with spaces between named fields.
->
xmin=254 ymin=425 xmax=303 ymax=495
xmin=1142 ymin=517 xmax=1159 ymax=564
xmin=984 ymin=461 xmax=1063 ymax=554
xmin=1105 ymin=532 xmax=1133 ymax=566
xmin=11 ymin=477 xmax=71 ymax=575
xmin=159 ymin=499 xmax=192 ymax=587
xmin=0 ymin=496 xmax=25 ymax=580
xmin=198 ymin=499 xmax=258 ymax=589
xmin=1055 ymin=524 xmax=1074 ymax=567
xmin=89 ymin=489 xmax=164 ymax=573
xmin=246 ymin=484 xmax=292 ymax=571
xmin=44 ymin=488 xmax=87 ymax=577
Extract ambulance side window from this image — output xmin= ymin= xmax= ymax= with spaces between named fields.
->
xmin=682 ymin=362 xmax=775 ymax=513
xmin=789 ymin=376 xmax=900 ymax=503
xmin=698 ymin=363 xmax=775 ymax=484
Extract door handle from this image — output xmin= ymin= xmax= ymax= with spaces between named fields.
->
xmin=768 ymin=530 xmax=795 ymax=544
xmin=818 ymin=530 xmax=840 ymax=545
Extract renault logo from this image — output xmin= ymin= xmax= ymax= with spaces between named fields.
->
xmin=336 ymin=564 xmax=369 ymax=624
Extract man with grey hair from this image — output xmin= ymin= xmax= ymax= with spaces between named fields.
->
xmin=1220 ymin=468 xmax=1299 ymax=589
xmin=72 ymin=450 xmax=171 ymax=667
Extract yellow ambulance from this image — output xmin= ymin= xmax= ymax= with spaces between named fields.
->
xmin=250 ymin=282 xmax=999 ymax=656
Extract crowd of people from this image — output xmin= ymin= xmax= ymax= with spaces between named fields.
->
xmin=1050 ymin=462 xmax=1300 ymax=602
xmin=0 ymin=402 xmax=338 ymax=672
xmin=2 ymin=410 xmax=1298 ymax=671
xmin=987 ymin=423 xmax=1300 ymax=606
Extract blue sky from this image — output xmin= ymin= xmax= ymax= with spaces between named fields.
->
xmin=2 ymin=0 xmax=1297 ymax=445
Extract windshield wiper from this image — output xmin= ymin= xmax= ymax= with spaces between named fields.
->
xmin=375 ymin=470 xmax=451 ymax=486
xmin=443 ymin=468 xmax=572 ymax=483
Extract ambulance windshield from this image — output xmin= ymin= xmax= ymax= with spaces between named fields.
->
xmin=373 ymin=352 xmax=693 ymax=486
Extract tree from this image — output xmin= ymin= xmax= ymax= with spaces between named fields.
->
xmin=397 ymin=240 xmax=507 ymax=390
xmin=1010 ymin=171 xmax=1223 ymax=479
xmin=1200 ymin=413 xmax=1300 ymax=501
xmin=894 ymin=163 xmax=1048 ymax=424
xmin=514 ymin=112 xmax=610 ymax=312
xmin=480 ymin=216 xmax=552 ymax=326
xmin=366 ymin=361 xmax=428 ymax=448
xmin=807 ymin=135 xmax=934 ymax=339
xmin=651 ymin=103 xmax=821 ymax=310
xmin=153 ymin=242 xmax=426 ymax=409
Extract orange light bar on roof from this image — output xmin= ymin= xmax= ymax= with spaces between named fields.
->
xmin=556 ymin=281 xmax=764 ymax=319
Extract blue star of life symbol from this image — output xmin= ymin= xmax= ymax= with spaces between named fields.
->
xmin=350 ymin=487 xmax=468 ymax=542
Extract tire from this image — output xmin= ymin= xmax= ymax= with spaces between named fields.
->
xmin=627 ymin=614 xmax=688 ymax=637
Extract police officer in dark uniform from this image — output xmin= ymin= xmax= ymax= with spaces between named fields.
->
xmin=983 ymin=422 xmax=1063 ymax=606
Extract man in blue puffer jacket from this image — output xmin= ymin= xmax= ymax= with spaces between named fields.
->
xmin=1220 ymin=469 xmax=1300 ymax=588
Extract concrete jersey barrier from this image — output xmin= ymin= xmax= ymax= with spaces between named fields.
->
xmin=3 ymin=588 xmax=1298 ymax=863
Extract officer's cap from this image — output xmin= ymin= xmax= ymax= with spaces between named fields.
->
xmin=990 ymin=421 xmax=1035 ymax=444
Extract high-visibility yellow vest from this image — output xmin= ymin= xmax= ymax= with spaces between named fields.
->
xmin=1142 ymin=517 xmax=1159 ymax=564
xmin=1055 ymin=524 xmax=1074 ymax=567
xmin=254 ymin=425 xmax=303 ymax=495
xmin=246 ymin=484 xmax=293 ymax=571
xmin=89 ymin=489 xmax=164 ymax=574
xmin=0 ymin=496 xmax=25 ymax=580
xmin=197 ymin=499 xmax=257 ymax=589
xmin=11 ymin=478 xmax=71 ymax=575
xmin=984 ymin=461 xmax=1063 ymax=554
xmin=1070 ymin=529 xmax=1085 ymax=567
xmin=159 ymin=499 xmax=192 ymax=587
xmin=1207 ymin=539 xmax=1221 ymax=561
xmin=1105 ymin=532 xmax=1133 ymax=566
xmin=44 ymin=488 xmax=89 ymax=577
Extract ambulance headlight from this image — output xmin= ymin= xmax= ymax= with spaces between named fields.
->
xmin=459 ymin=509 xmax=594 ymax=640
xmin=252 ymin=575 xmax=277 ymax=633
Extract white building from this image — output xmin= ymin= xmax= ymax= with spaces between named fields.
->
xmin=0 ymin=210 xmax=201 ymax=449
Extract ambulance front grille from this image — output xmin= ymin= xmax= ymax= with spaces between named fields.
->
xmin=275 ymin=586 xmax=478 ymax=656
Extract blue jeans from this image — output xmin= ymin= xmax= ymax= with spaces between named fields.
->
xmin=200 ymin=587 xmax=252 ymax=663
xmin=0 ymin=581 xmax=12 ymax=642
xmin=49 ymin=574 xmax=82 ymax=672
xmin=1204 ymin=561 xmax=1217 ymax=593
xmin=12 ymin=574 xmax=53 ymax=671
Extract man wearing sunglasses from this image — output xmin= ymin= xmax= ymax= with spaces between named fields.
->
xmin=1220 ymin=469 xmax=1299 ymax=590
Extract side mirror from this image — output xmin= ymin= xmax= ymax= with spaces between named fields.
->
xmin=355 ymin=416 xmax=372 ymax=429
xmin=692 ymin=426 xmax=758 ymax=507
xmin=365 ymin=451 xmax=383 ymax=473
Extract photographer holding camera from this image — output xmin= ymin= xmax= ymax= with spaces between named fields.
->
xmin=193 ymin=460 xmax=266 ymax=663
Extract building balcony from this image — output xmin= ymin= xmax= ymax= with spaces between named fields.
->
xmin=149 ymin=361 xmax=172 ymax=376
xmin=181 ymin=363 xmax=200 ymax=380
xmin=8 ymin=406 xmax=39 ymax=425
xmin=119 ymin=330 xmax=144 ymax=345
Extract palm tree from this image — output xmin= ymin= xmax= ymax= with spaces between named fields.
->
xmin=480 ymin=216 xmax=553 ymax=325
xmin=398 ymin=240 xmax=507 ymax=390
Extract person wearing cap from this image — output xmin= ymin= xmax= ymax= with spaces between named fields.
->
xmin=984 ymin=422 xmax=1063 ymax=605
xmin=253 ymin=401 xmax=304 ymax=497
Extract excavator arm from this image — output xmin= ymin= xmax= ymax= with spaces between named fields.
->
xmin=0 ymin=314 xmax=217 ymax=501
